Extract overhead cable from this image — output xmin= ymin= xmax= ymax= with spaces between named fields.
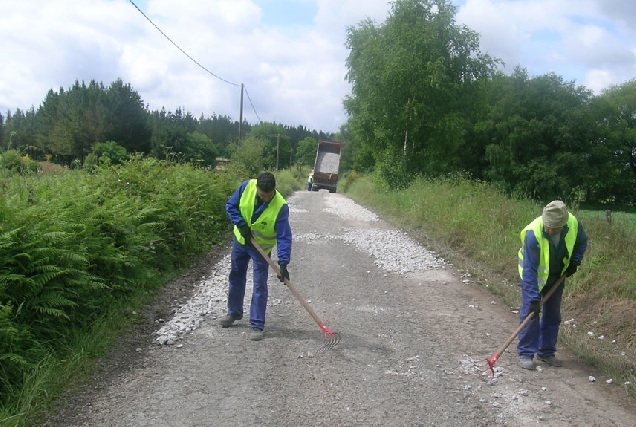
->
xmin=128 ymin=0 xmax=239 ymax=87
xmin=243 ymin=86 xmax=261 ymax=123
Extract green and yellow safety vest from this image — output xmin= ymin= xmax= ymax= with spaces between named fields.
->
xmin=518 ymin=214 xmax=578 ymax=291
xmin=233 ymin=179 xmax=286 ymax=253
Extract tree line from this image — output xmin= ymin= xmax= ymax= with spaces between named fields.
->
xmin=0 ymin=79 xmax=333 ymax=171
xmin=343 ymin=0 xmax=636 ymax=205
xmin=3 ymin=0 xmax=635 ymax=206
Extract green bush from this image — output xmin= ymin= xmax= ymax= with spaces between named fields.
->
xmin=273 ymin=169 xmax=301 ymax=198
xmin=342 ymin=171 xmax=358 ymax=193
xmin=0 ymin=150 xmax=39 ymax=174
xmin=92 ymin=141 xmax=129 ymax=165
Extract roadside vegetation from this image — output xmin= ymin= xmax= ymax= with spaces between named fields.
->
xmin=0 ymin=151 xmax=305 ymax=426
xmin=344 ymin=173 xmax=636 ymax=399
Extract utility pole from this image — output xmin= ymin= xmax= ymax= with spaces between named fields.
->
xmin=238 ymin=83 xmax=244 ymax=142
xmin=276 ymin=133 xmax=280 ymax=170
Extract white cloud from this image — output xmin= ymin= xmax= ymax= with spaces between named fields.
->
xmin=455 ymin=0 xmax=636 ymax=91
xmin=585 ymin=69 xmax=616 ymax=93
xmin=0 ymin=0 xmax=634 ymax=132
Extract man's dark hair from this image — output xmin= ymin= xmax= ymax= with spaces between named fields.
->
xmin=257 ymin=172 xmax=276 ymax=193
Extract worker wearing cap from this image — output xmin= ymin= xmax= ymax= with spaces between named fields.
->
xmin=220 ymin=172 xmax=292 ymax=341
xmin=517 ymin=200 xmax=588 ymax=369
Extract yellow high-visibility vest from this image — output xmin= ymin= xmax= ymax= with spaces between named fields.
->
xmin=233 ymin=179 xmax=286 ymax=253
xmin=518 ymin=214 xmax=578 ymax=291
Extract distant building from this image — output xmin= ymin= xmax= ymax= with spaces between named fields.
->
xmin=215 ymin=158 xmax=231 ymax=170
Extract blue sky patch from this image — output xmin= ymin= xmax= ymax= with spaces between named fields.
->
xmin=255 ymin=0 xmax=317 ymax=27
xmin=568 ymin=13 xmax=616 ymax=33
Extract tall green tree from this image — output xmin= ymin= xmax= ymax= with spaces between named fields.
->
xmin=589 ymin=79 xmax=636 ymax=203
xmin=183 ymin=131 xmax=217 ymax=166
xmin=3 ymin=108 xmax=38 ymax=157
xmin=149 ymin=107 xmax=197 ymax=160
xmin=196 ymin=113 xmax=240 ymax=158
xmin=104 ymin=79 xmax=151 ymax=154
xmin=34 ymin=89 xmax=61 ymax=156
xmin=247 ymin=122 xmax=291 ymax=170
xmin=228 ymin=135 xmax=266 ymax=176
xmin=344 ymin=0 xmax=499 ymax=187
xmin=479 ymin=69 xmax=594 ymax=200
xmin=296 ymin=137 xmax=317 ymax=169
xmin=34 ymin=80 xmax=108 ymax=163
xmin=0 ymin=112 xmax=4 ymax=150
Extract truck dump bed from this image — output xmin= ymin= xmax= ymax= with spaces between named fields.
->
xmin=312 ymin=140 xmax=341 ymax=193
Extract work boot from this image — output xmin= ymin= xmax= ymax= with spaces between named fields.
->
xmin=519 ymin=357 xmax=535 ymax=370
xmin=250 ymin=328 xmax=264 ymax=341
xmin=538 ymin=355 xmax=563 ymax=367
xmin=219 ymin=314 xmax=242 ymax=328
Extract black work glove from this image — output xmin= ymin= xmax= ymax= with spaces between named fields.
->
xmin=238 ymin=225 xmax=252 ymax=245
xmin=278 ymin=264 xmax=289 ymax=283
xmin=565 ymin=263 xmax=578 ymax=277
xmin=529 ymin=300 xmax=541 ymax=319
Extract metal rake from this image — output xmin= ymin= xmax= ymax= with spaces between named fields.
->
xmin=251 ymin=238 xmax=340 ymax=352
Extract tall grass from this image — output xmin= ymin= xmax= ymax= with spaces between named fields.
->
xmin=345 ymin=173 xmax=636 ymax=397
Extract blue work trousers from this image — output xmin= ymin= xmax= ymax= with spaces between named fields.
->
xmin=517 ymin=279 xmax=565 ymax=359
xmin=227 ymin=237 xmax=270 ymax=330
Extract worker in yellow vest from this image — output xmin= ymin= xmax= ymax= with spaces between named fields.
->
xmin=517 ymin=200 xmax=588 ymax=369
xmin=220 ymin=172 xmax=292 ymax=341
xmin=307 ymin=171 xmax=313 ymax=191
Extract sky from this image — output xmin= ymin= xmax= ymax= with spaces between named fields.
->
xmin=1 ymin=0 xmax=635 ymax=133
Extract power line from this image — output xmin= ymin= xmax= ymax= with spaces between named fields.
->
xmin=128 ymin=0 xmax=239 ymax=87
xmin=127 ymin=0 xmax=263 ymax=124
xmin=243 ymin=86 xmax=261 ymax=123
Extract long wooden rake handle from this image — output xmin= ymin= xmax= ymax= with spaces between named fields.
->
xmin=487 ymin=275 xmax=566 ymax=373
xmin=250 ymin=238 xmax=337 ymax=335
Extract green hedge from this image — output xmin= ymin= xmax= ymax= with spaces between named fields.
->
xmin=0 ymin=157 xmax=241 ymax=407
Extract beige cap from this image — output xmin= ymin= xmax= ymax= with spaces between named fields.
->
xmin=542 ymin=200 xmax=568 ymax=228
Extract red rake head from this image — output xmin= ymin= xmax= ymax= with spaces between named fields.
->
xmin=487 ymin=354 xmax=500 ymax=377
xmin=316 ymin=324 xmax=340 ymax=353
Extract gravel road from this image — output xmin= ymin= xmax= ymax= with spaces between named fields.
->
xmin=45 ymin=191 xmax=636 ymax=426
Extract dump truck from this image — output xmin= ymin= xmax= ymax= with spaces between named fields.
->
xmin=311 ymin=140 xmax=341 ymax=193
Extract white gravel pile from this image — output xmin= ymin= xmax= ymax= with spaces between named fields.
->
xmin=323 ymin=194 xmax=379 ymax=221
xmin=341 ymin=229 xmax=445 ymax=275
xmin=154 ymin=193 xmax=444 ymax=345
xmin=154 ymin=254 xmax=236 ymax=345
xmin=315 ymin=151 xmax=340 ymax=174
xmin=323 ymin=193 xmax=444 ymax=274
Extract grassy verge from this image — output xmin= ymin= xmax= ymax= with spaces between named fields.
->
xmin=344 ymin=173 xmax=636 ymax=398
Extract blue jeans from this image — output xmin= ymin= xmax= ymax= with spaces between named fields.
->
xmin=227 ymin=237 xmax=270 ymax=330
xmin=517 ymin=279 xmax=565 ymax=358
